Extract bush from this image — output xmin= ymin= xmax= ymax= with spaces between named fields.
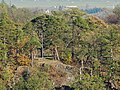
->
xmin=12 ymin=71 xmax=54 ymax=90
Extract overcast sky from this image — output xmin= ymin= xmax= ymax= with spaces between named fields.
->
xmin=1 ymin=0 xmax=120 ymax=8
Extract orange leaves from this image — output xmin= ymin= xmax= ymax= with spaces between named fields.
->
xmin=88 ymin=15 xmax=108 ymax=28
xmin=17 ymin=54 xmax=31 ymax=66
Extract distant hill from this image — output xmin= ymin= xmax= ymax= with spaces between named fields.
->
xmin=84 ymin=8 xmax=102 ymax=14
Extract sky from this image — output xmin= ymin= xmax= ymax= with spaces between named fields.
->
xmin=1 ymin=0 xmax=120 ymax=8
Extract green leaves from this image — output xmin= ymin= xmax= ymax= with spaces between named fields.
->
xmin=71 ymin=74 xmax=106 ymax=90
xmin=73 ymin=16 xmax=89 ymax=29
xmin=24 ymin=35 xmax=41 ymax=50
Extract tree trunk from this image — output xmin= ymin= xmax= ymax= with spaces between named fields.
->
xmin=81 ymin=60 xmax=84 ymax=71
xmin=41 ymin=32 xmax=44 ymax=59
xmin=80 ymin=67 xmax=82 ymax=80
xmin=3 ymin=38 xmax=7 ymax=64
xmin=90 ymin=68 xmax=93 ymax=76
xmin=30 ymin=49 xmax=34 ymax=67
xmin=53 ymin=48 xmax=56 ymax=60
xmin=31 ymin=51 xmax=34 ymax=67
xmin=71 ymin=18 xmax=75 ymax=62
xmin=55 ymin=46 xmax=60 ymax=60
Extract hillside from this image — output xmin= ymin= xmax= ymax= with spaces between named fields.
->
xmin=0 ymin=3 xmax=120 ymax=90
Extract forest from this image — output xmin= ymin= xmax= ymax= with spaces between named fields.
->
xmin=0 ymin=2 xmax=120 ymax=90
